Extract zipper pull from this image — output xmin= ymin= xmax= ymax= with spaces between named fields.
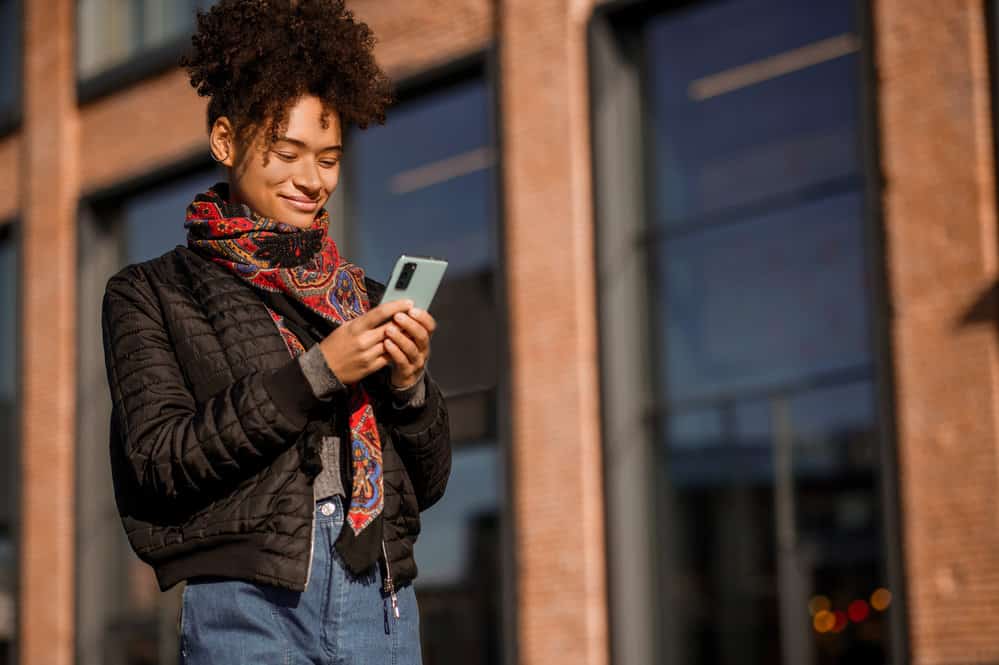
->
xmin=381 ymin=540 xmax=401 ymax=619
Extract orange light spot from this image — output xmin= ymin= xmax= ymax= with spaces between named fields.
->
xmin=808 ymin=595 xmax=831 ymax=616
xmin=813 ymin=610 xmax=836 ymax=633
xmin=871 ymin=588 xmax=892 ymax=612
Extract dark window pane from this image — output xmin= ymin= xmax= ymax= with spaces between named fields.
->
xmin=0 ymin=0 xmax=17 ymax=112
xmin=350 ymin=79 xmax=496 ymax=281
xmin=123 ymin=169 xmax=220 ymax=264
xmin=647 ymin=0 xmax=860 ymax=228
xmin=659 ymin=192 xmax=871 ymax=403
xmin=645 ymin=2 xmax=892 ymax=664
xmin=349 ymin=76 xmax=504 ymax=665
xmin=86 ymin=168 xmax=220 ymax=665
xmin=350 ymin=78 xmax=499 ymax=398
xmin=0 ymin=232 xmax=15 ymax=660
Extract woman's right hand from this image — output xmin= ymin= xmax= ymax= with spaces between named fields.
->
xmin=317 ymin=299 xmax=414 ymax=385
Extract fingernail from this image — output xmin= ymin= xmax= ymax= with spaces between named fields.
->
xmin=411 ymin=307 xmax=423 ymax=316
xmin=405 ymin=299 xmax=414 ymax=308
xmin=394 ymin=312 xmax=406 ymax=322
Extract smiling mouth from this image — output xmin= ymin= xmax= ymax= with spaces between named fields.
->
xmin=279 ymin=195 xmax=320 ymax=212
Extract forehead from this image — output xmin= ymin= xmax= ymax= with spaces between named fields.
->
xmin=281 ymin=95 xmax=342 ymax=141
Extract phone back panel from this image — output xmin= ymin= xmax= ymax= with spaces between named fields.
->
xmin=379 ymin=255 xmax=448 ymax=311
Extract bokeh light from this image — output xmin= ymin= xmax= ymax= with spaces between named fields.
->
xmin=848 ymin=599 xmax=870 ymax=623
xmin=813 ymin=610 xmax=836 ymax=633
xmin=871 ymin=588 xmax=892 ymax=611
xmin=832 ymin=610 xmax=849 ymax=633
xmin=808 ymin=595 xmax=831 ymax=616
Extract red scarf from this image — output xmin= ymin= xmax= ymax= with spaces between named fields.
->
xmin=185 ymin=182 xmax=383 ymax=537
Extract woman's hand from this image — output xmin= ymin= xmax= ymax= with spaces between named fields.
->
xmin=383 ymin=307 xmax=437 ymax=389
xmin=316 ymin=299 xmax=414 ymax=385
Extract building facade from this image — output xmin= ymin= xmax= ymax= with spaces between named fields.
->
xmin=2 ymin=1 xmax=999 ymax=664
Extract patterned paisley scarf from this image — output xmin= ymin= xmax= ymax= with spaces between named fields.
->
xmin=184 ymin=182 xmax=385 ymax=548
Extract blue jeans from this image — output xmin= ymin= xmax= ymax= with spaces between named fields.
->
xmin=179 ymin=494 xmax=422 ymax=664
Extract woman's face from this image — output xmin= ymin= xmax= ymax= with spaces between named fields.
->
xmin=210 ymin=94 xmax=342 ymax=229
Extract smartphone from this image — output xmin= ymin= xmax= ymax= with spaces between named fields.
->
xmin=380 ymin=254 xmax=448 ymax=311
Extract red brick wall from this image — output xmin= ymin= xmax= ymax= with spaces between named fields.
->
xmin=874 ymin=1 xmax=999 ymax=663
xmin=17 ymin=1 xmax=78 ymax=665
xmin=498 ymin=0 xmax=609 ymax=663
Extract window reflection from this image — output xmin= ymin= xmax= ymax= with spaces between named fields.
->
xmin=0 ymin=0 xmax=17 ymax=114
xmin=123 ymin=169 xmax=218 ymax=264
xmin=77 ymin=0 xmax=213 ymax=80
xmin=646 ymin=2 xmax=891 ymax=664
xmin=0 ymin=229 xmax=15 ymax=665
xmin=349 ymin=75 xmax=504 ymax=665
xmin=83 ymin=168 xmax=220 ymax=665
xmin=648 ymin=0 xmax=860 ymax=227
xmin=660 ymin=192 xmax=871 ymax=402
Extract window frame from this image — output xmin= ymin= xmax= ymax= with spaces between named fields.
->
xmin=586 ymin=2 xmax=908 ymax=664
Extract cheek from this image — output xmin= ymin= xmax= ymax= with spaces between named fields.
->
xmin=261 ymin=164 xmax=294 ymax=188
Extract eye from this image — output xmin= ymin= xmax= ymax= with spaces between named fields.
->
xmin=274 ymin=151 xmax=296 ymax=161
xmin=320 ymin=159 xmax=340 ymax=169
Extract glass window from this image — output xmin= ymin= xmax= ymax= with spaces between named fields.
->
xmin=82 ymin=168 xmax=220 ymax=665
xmin=77 ymin=0 xmax=212 ymax=80
xmin=0 ymin=0 xmax=19 ymax=115
xmin=644 ymin=1 xmax=893 ymax=664
xmin=122 ymin=168 xmax=218 ymax=264
xmin=348 ymin=75 xmax=505 ymax=665
xmin=0 ymin=226 xmax=16 ymax=665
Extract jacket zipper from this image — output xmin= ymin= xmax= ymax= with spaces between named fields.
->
xmin=381 ymin=540 xmax=400 ymax=619
xmin=304 ymin=508 xmax=316 ymax=591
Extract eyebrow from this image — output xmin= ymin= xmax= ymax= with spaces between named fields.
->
xmin=275 ymin=135 xmax=343 ymax=153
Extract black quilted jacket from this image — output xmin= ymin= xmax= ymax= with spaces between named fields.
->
xmin=100 ymin=245 xmax=451 ymax=593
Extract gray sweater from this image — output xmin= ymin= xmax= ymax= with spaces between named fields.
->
xmin=296 ymin=344 xmax=427 ymax=501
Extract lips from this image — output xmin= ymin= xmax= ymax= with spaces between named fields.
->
xmin=279 ymin=194 xmax=320 ymax=213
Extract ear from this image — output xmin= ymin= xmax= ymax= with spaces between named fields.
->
xmin=209 ymin=116 xmax=236 ymax=167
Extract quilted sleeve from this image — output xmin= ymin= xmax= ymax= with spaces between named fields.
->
xmin=101 ymin=268 xmax=321 ymax=506
xmin=378 ymin=368 xmax=452 ymax=511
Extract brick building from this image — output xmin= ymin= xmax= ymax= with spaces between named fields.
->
xmin=2 ymin=1 xmax=999 ymax=664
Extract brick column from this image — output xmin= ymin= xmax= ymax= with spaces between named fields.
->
xmin=874 ymin=2 xmax=999 ymax=663
xmin=497 ymin=1 xmax=608 ymax=664
xmin=18 ymin=1 xmax=78 ymax=664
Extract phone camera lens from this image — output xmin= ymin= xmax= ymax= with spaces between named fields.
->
xmin=396 ymin=262 xmax=417 ymax=290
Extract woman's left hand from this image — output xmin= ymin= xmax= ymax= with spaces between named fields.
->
xmin=384 ymin=306 xmax=436 ymax=389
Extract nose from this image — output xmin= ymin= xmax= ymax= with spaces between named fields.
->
xmin=292 ymin=160 xmax=322 ymax=198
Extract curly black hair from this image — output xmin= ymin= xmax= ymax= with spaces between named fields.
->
xmin=181 ymin=0 xmax=393 ymax=156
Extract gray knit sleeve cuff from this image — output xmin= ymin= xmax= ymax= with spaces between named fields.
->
xmin=298 ymin=344 xmax=345 ymax=401
xmin=390 ymin=369 xmax=427 ymax=409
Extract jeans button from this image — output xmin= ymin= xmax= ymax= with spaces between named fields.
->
xmin=320 ymin=502 xmax=335 ymax=516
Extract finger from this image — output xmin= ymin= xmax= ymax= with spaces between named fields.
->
xmin=369 ymin=354 xmax=389 ymax=373
xmin=385 ymin=323 xmax=421 ymax=362
xmin=358 ymin=299 xmax=413 ymax=331
xmin=383 ymin=338 xmax=412 ymax=368
xmin=359 ymin=325 xmax=390 ymax=350
xmin=390 ymin=312 xmax=430 ymax=349
xmin=408 ymin=308 xmax=437 ymax=334
xmin=361 ymin=340 xmax=387 ymax=363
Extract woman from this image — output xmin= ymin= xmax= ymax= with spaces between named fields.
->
xmin=100 ymin=1 xmax=450 ymax=663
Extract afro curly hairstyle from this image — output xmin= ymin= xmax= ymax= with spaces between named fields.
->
xmin=181 ymin=0 xmax=393 ymax=159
